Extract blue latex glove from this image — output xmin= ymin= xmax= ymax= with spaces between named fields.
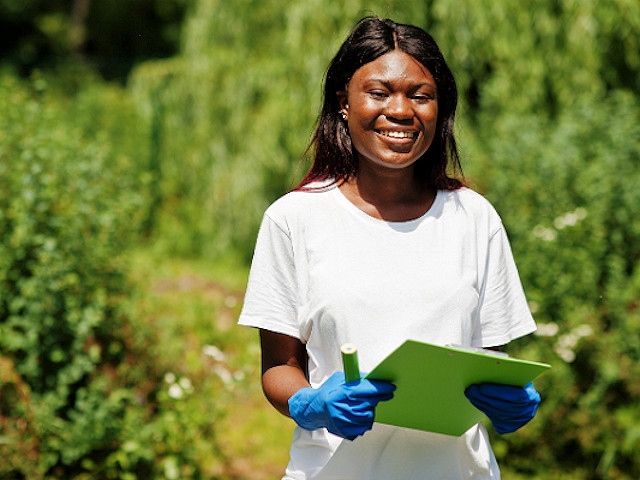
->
xmin=464 ymin=382 xmax=541 ymax=434
xmin=288 ymin=372 xmax=396 ymax=440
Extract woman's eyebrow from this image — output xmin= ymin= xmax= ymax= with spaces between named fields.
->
xmin=366 ymin=78 xmax=437 ymax=90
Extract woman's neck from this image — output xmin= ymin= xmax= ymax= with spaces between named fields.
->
xmin=338 ymin=168 xmax=436 ymax=222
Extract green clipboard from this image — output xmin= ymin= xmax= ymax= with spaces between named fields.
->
xmin=365 ymin=340 xmax=550 ymax=436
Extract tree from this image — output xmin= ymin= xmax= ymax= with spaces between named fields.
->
xmin=0 ymin=0 xmax=186 ymax=80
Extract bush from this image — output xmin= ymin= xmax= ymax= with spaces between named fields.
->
xmin=0 ymin=72 xmax=153 ymax=478
xmin=467 ymin=91 xmax=640 ymax=479
xmin=0 ymin=70 xmax=248 ymax=479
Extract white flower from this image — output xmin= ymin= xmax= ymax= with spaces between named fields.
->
xmin=214 ymin=365 xmax=233 ymax=384
xmin=535 ymin=322 xmax=559 ymax=337
xmin=179 ymin=377 xmax=193 ymax=392
xmin=574 ymin=324 xmax=593 ymax=337
xmin=536 ymin=207 xmax=587 ymax=239
xmin=224 ymin=296 xmax=238 ymax=308
xmin=202 ymin=344 xmax=226 ymax=362
xmin=168 ymin=383 xmax=184 ymax=399
xmin=574 ymin=207 xmax=587 ymax=220
xmin=554 ymin=324 xmax=593 ymax=363
xmin=533 ymin=225 xmax=557 ymax=241
xmin=554 ymin=207 xmax=588 ymax=230
xmin=556 ymin=347 xmax=576 ymax=363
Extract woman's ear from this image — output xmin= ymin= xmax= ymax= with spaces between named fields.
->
xmin=337 ymin=90 xmax=349 ymax=119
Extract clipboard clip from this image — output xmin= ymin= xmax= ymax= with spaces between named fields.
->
xmin=446 ymin=344 xmax=510 ymax=358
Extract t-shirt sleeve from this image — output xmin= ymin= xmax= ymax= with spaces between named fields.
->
xmin=474 ymin=224 xmax=537 ymax=347
xmin=238 ymin=212 xmax=301 ymax=339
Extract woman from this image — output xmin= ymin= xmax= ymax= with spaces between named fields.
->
xmin=239 ymin=17 xmax=540 ymax=479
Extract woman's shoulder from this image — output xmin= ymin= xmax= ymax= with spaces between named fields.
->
xmin=441 ymin=187 xmax=502 ymax=221
xmin=444 ymin=186 xmax=492 ymax=204
xmin=264 ymin=180 xmax=338 ymax=222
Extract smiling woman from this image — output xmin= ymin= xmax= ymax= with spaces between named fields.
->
xmin=336 ymin=49 xmax=440 ymax=221
xmin=298 ymin=17 xmax=462 ymax=195
xmin=338 ymin=50 xmax=438 ymax=172
xmin=238 ymin=16 xmax=542 ymax=480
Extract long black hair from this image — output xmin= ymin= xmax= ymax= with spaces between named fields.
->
xmin=297 ymin=17 xmax=464 ymax=190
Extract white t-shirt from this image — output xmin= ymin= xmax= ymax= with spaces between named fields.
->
xmin=239 ymin=183 xmax=536 ymax=480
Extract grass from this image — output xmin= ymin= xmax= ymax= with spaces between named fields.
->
xmin=126 ymin=249 xmax=293 ymax=479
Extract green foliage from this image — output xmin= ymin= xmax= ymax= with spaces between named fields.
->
xmin=431 ymin=3 xmax=640 ymax=476
xmin=128 ymin=0 xmax=431 ymax=261
xmin=2 ymin=0 xmax=640 ymax=478
xmin=430 ymin=0 xmax=640 ymax=119
xmin=0 ymin=0 xmax=186 ymax=80
xmin=0 ymin=72 xmax=154 ymax=478
xmin=111 ymin=253 xmax=269 ymax=479
xmin=0 ymin=70 xmax=259 ymax=478
xmin=471 ymin=92 xmax=640 ymax=479
xmin=127 ymin=0 xmax=640 ymax=477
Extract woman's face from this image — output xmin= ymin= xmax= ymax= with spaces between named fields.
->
xmin=339 ymin=50 xmax=438 ymax=172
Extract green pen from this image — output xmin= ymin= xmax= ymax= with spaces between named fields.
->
xmin=341 ymin=343 xmax=361 ymax=383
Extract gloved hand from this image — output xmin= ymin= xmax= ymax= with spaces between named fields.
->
xmin=464 ymin=382 xmax=541 ymax=434
xmin=288 ymin=372 xmax=395 ymax=440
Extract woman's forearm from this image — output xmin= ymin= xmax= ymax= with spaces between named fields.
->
xmin=262 ymin=364 xmax=310 ymax=417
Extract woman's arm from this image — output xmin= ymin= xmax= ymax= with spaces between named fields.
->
xmin=260 ymin=329 xmax=396 ymax=439
xmin=260 ymin=329 xmax=310 ymax=417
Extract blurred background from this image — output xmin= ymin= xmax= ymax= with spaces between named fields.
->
xmin=1 ymin=0 xmax=639 ymax=478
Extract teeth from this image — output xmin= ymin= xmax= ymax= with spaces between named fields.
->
xmin=378 ymin=130 xmax=417 ymax=139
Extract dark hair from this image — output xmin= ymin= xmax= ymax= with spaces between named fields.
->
xmin=296 ymin=17 xmax=464 ymax=190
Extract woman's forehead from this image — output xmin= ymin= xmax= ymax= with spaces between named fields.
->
xmin=350 ymin=50 xmax=435 ymax=87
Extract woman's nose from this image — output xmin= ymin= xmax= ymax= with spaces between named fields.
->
xmin=384 ymin=94 xmax=413 ymax=120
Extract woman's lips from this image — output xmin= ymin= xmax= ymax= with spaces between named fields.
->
xmin=376 ymin=129 xmax=418 ymax=140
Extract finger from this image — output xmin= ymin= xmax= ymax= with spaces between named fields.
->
xmin=477 ymin=383 xmax=526 ymax=399
xmin=348 ymin=379 xmax=396 ymax=397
